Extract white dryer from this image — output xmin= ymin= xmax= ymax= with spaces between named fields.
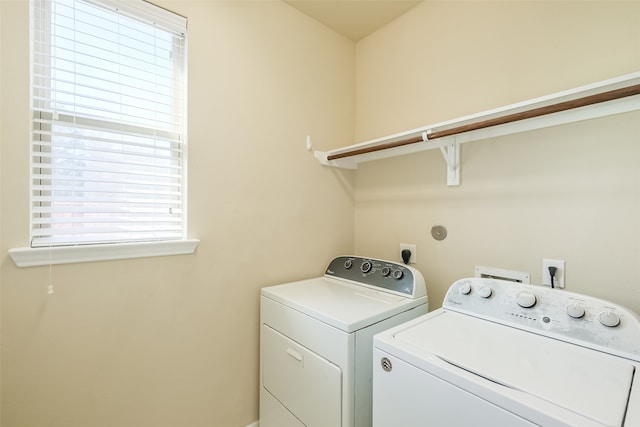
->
xmin=373 ymin=278 xmax=640 ymax=427
xmin=260 ymin=255 xmax=428 ymax=427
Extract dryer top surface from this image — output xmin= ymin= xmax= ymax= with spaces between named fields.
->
xmin=262 ymin=276 xmax=426 ymax=333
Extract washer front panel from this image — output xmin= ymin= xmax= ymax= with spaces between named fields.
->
xmin=373 ymin=347 xmax=537 ymax=427
xmin=391 ymin=311 xmax=634 ymax=427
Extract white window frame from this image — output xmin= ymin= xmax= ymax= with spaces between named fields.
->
xmin=11 ymin=0 xmax=198 ymax=267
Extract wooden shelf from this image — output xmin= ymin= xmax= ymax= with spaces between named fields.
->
xmin=314 ymin=72 xmax=640 ymax=185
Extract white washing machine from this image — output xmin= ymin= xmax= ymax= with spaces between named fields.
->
xmin=260 ymin=255 xmax=428 ymax=427
xmin=373 ymin=277 xmax=640 ymax=427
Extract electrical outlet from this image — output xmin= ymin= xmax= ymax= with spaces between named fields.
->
xmin=542 ymin=259 xmax=565 ymax=288
xmin=400 ymin=244 xmax=416 ymax=264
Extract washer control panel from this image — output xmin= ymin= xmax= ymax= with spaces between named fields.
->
xmin=325 ymin=256 xmax=426 ymax=299
xmin=444 ymin=278 xmax=640 ymax=361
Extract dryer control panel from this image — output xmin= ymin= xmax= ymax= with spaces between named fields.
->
xmin=325 ymin=256 xmax=427 ymax=299
xmin=444 ymin=278 xmax=640 ymax=362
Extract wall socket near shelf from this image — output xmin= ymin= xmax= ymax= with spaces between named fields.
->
xmin=399 ymin=244 xmax=416 ymax=264
xmin=542 ymin=259 xmax=565 ymax=288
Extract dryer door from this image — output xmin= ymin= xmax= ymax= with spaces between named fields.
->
xmin=262 ymin=325 xmax=342 ymax=427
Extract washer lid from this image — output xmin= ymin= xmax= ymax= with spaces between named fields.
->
xmin=261 ymin=277 xmax=426 ymax=333
xmin=394 ymin=312 xmax=635 ymax=427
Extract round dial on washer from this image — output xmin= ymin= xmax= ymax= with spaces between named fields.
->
xmin=459 ymin=282 xmax=472 ymax=295
xmin=478 ymin=286 xmax=492 ymax=298
xmin=566 ymin=303 xmax=586 ymax=319
xmin=360 ymin=261 xmax=372 ymax=274
xmin=381 ymin=267 xmax=391 ymax=277
xmin=598 ymin=311 xmax=620 ymax=327
xmin=344 ymin=259 xmax=353 ymax=269
xmin=516 ymin=291 xmax=537 ymax=308
xmin=392 ymin=269 xmax=404 ymax=280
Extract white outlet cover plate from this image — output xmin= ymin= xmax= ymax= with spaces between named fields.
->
xmin=400 ymin=244 xmax=416 ymax=264
xmin=542 ymin=258 xmax=565 ymax=288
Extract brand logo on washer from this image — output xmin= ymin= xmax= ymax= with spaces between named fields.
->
xmin=381 ymin=357 xmax=392 ymax=372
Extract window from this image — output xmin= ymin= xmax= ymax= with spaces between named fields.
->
xmin=30 ymin=0 xmax=187 ymax=248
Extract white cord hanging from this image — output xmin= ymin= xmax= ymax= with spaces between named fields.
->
xmin=47 ymin=244 xmax=54 ymax=295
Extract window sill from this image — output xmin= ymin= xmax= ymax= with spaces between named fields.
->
xmin=8 ymin=239 xmax=200 ymax=267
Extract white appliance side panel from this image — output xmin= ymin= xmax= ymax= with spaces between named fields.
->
xmin=260 ymin=387 xmax=305 ymax=427
xmin=353 ymin=304 xmax=428 ymax=427
xmin=372 ymin=348 xmax=537 ymax=427
xmin=393 ymin=312 xmax=634 ymax=427
xmin=262 ymin=325 xmax=342 ymax=427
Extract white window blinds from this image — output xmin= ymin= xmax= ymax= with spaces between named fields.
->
xmin=30 ymin=0 xmax=187 ymax=247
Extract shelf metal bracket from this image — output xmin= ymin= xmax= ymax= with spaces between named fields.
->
xmin=423 ymin=132 xmax=460 ymax=186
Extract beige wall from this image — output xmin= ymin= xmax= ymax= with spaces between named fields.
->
xmin=0 ymin=1 xmax=354 ymax=426
xmin=0 ymin=1 xmax=3 ymax=425
xmin=2 ymin=0 xmax=640 ymax=426
xmin=354 ymin=1 xmax=640 ymax=312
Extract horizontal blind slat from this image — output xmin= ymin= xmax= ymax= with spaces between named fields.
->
xmin=31 ymin=197 xmax=183 ymax=206
xmin=32 ymin=181 xmax=183 ymax=191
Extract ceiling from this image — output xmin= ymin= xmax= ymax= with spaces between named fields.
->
xmin=284 ymin=0 xmax=422 ymax=41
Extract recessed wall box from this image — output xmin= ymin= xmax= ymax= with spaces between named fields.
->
xmin=475 ymin=266 xmax=531 ymax=284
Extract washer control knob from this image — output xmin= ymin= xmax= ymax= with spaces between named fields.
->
xmin=344 ymin=259 xmax=353 ymax=269
xmin=459 ymin=282 xmax=472 ymax=295
xmin=599 ymin=311 xmax=620 ymax=327
xmin=381 ymin=267 xmax=391 ymax=277
xmin=360 ymin=261 xmax=372 ymax=274
xmin=566 ymin=303 xmax=586 ymax=319
xmin=478 ymin=286 xmax=493 ymax=298
xmin=392 ymin=269 xmax=404 ymax=280
xmin=516 ymin=291 xmax=537 ymax=308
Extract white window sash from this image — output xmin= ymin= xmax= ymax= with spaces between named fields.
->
xmin=30 ymin=0 xmax=188 ymax=248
